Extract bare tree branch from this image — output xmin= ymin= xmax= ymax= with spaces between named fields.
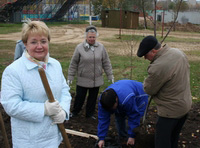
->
xmin=161 ymin=0 xmax=183 ymax=44
xmin=142 ymin=0 xmax=147 ymax=29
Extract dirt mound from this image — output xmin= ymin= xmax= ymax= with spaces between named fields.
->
xmin=139 ymin=17 xmax=200 ymax=33
xmin=164 ymin=22 xmax=200 ymax=32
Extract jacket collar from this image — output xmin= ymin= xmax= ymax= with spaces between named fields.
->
xmin=83 ymin=40 xmax=98 ymax=51
xmin=152 ymin=44 xmax=170 ymax=63
xmin=21 ymin=52 xmax=52 ymax=70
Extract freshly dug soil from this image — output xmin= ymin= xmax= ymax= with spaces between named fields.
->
xmin=0 ymin=101 xmax=199 ymax=148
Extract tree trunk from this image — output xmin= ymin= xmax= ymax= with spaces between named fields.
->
xmin=142 ymin=0 xmax=147 ymax=29
xmin=154 ymin=0 xmax=157 ymax=37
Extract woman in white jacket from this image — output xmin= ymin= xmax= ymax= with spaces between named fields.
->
xmin=1 ymin=20 xmax=71 ymax=148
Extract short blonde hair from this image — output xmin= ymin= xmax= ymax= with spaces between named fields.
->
xmin=21 ymin=19 xmax=50 ymax=43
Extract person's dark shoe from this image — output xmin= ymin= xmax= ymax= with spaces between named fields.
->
xmin=86 ymin=115 xmax=97 ymax=120
xmin=70 ymin=112 xmax=78 ymax=118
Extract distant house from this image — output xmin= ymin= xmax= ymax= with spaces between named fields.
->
xmin=156 ymin=10 xmax=200 ymax=25
xmin=158 ymin=0 xmax=199 ymax=5
xmin=101 ymin=10 xmax=139 ymax=29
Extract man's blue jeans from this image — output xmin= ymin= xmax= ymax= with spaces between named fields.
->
xmin=115 ymin=111 xmax=128 ymax=138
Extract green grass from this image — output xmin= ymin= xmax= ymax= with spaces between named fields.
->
xmin=157 ymin=36 xmax=200 ymax=43
xmin=0 ymin=23 xmax=22 ymax=34
xmin=189 ymin=61 xmax=200 ymax=102
xmin=0 ymin=23 xmax=199 ymax=102
xmin=0 ymin=21 xmax=88 ymax=34
xmin=0 ymin=40 xmax=16 ymax=77
xmin=102 ymin=34 xmax=200 ymax=43
xmin=185 ymin=50 xmax=200 ymax=57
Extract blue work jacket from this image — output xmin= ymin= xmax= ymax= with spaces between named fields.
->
xmin=97 ymin=80 xmax=148 ymax=140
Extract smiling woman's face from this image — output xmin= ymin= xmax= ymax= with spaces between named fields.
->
xmin=25 ymin=34 xmax=49 ymax=61
xmin=86 ymin=32 xmax=96 ymax=45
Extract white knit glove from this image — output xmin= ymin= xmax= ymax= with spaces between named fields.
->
xmin=111 ymin=78 xmax=114 ymax=84
xmin=67 ymin=80 xmax=72 ymax=86
xmin=108 ymin=77 xmax=115 ymax=84
xmin=51 ymin=109 xmax=66 ymax=124
xmin=44 ymin=100 xmax=61 ymax=116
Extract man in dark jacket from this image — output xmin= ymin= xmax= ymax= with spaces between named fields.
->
xmin=137 ymin=35 xmax=192 ymax=148
xmin=97 ymin=80 xmax=148 ymax=148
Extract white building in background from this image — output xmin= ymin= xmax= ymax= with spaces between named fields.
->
xmin=187 ymin=0 xmax=197 ymax=5
xmin=161 ymin=0 xmax=198 ymax=5
xmin=156 ymin=10 xmax=200 ymax=25
xmin=155 ymin=0 xmax=200 ymax=24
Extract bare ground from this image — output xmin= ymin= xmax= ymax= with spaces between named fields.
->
xmin=0 ymin=100 xmax=200 ymax=148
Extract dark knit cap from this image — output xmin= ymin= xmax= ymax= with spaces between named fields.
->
xmin=85 ymin=25 xmax=97 ymax=32
xmin=137 ymin=36 xmax=158 ymax=57
xmin=100 ymin=89 xmax=117 ymax=111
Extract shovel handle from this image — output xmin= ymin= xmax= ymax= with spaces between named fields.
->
xmin=38 ymin=68 xmax=71 ymax=148
xmin=38 ymin=68 xmax=55 ymax=103
xmin=142 ymin=96 xmax=152 ymax=125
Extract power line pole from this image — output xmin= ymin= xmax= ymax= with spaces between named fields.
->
xmin=89 ymin=0 xmax=92 ymax=25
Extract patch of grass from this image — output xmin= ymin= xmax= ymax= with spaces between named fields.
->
xmin=109 ymin=54 xmax=148 ymax=81
xmin=184 ymin=49 xmax=200 ymax=57
xmin=103 ymin=34 xmax=200 ymax=43
xmin=0 ymin=21 xmax=88 ymax=34
xmin=0 ymin=40 xmax=15 ymax=77
xmin=102 ymin=34 xmax=144 ymax=42
xmin=45 ymin=20 xmax=87 ymax=27
xmin=0 ymin=24 xmax=199 ymax=102
xmin=157 ymin=36 xmax=200 ymax=43
xmin=190 ymin=61 xmax=200 ymax=101
xmin=0 ymin=23 xmax=22 ymax=34
xmin=0 ymin=39 xmax=199 ymax=102
xmin=98 ymin=54 xmax=149 ymax=93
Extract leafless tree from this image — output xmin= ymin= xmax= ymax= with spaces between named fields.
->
xmin=161 ymin=0 xmax=183 ymax=44
xmin=153 ymin=0 xmax=157 ymax=37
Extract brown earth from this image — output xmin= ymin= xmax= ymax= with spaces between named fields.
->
xmin=0 ymin=100 xmax=200 ymax=148
xmin=63 ymin=98 xmax=200 ymax=148
xmin=0 ymin=23 xmax=200 ymax=148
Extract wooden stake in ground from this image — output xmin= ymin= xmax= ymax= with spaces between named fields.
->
xmin=38 ymin=67 xmax=71 ymax=148
xmin=65 ymin=129 xmax=98 ymax=140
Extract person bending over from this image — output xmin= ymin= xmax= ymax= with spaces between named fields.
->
xmin=97 ymin=79 xmax=148 ymax=148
